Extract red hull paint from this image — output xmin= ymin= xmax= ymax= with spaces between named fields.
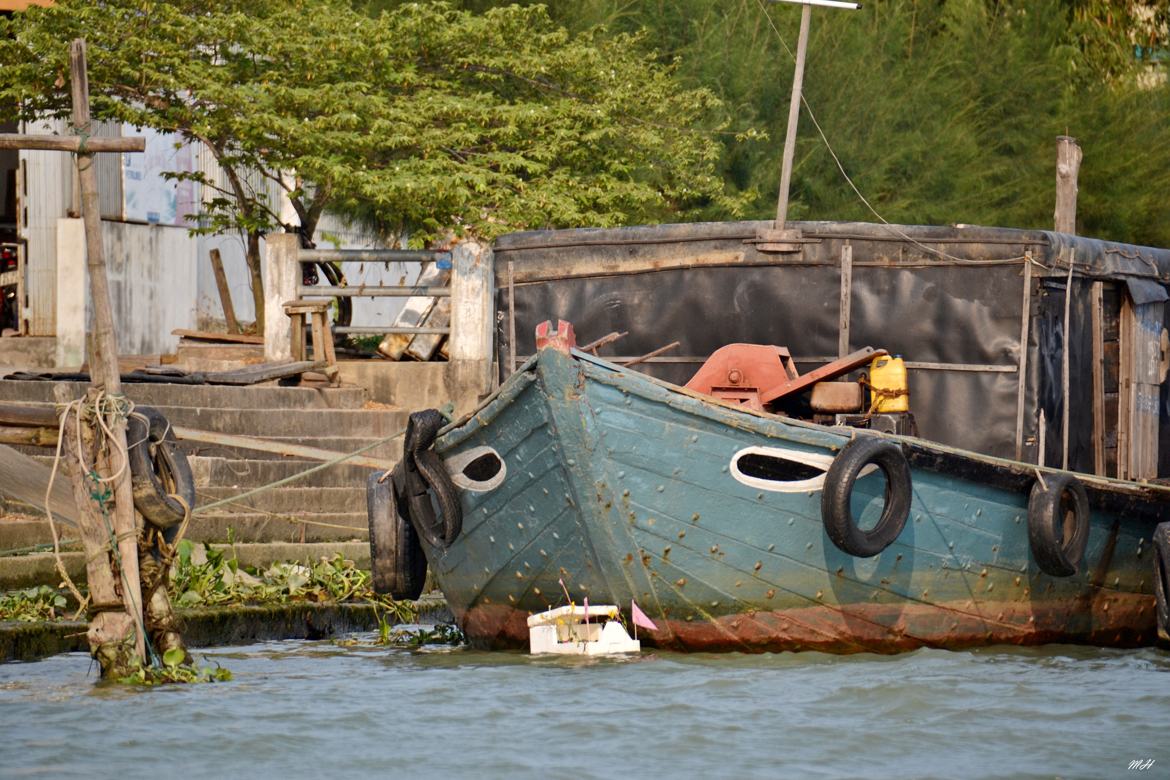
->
xmin=458 ymin=592 xmax=1157 ymax=653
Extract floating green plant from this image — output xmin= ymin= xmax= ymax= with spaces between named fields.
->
xmin=168 ymin=540 xmax=415 ymax=620
xmin=0 ymin=585 xmax=70 ymax=622
xmin=117 ymin=647 xmax=233 ymax=686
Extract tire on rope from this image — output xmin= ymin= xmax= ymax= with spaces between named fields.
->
xmin=821 ymin=435 xmax=913 ymax=558
xmin=1150 ymin=523 xmax=1170 ymax=640
xmin=367 ymin=471 xmax=427 ymax=599
xmin=391 ymin=409 xmax=462 ymax=550
xmin=127 ymin=406 xmax=196 ymax=530
xmin=1026 ymin=473 xmax=1090 ymax=577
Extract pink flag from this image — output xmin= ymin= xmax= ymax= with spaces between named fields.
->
xmin=631 ymin=599 xmax=658 ymax=631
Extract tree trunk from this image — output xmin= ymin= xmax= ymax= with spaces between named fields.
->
xmin=140 ymin=539 xmax=189 ymax=665
xmin=246 ymin=230 xmax=266 ymax=334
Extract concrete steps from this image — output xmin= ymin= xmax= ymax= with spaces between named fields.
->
xmin=0 ymin=375 xmax=402 ymax=588
xmin=196 ymin=486 xmax=370 ymax=514
xmin=0 ymin=542 xmax=373 ymax=591
xmin=175 ymin=435 xmax=403 ymax=462
xmin=0 ymin=510 xmax=367 ymax=550
xmin=190 ymin=456 xmax=381 ymax=488
xmin=0 ymin=400 xmax=409 ymax=437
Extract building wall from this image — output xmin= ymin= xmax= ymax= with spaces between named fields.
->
xmin=22 ymin=124 xmax=409 ymax=359
xmin=54 ymin=218 xmax=199 ymax=366
xmin=19 ymin=119 xmax=72 ymax=336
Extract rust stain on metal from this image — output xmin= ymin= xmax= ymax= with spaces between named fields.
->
xmin=454 ymin=593 xmax=1159 ymax=654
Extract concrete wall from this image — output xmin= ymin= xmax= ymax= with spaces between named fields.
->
xmin=56 ymin=218 xmax=199 ymax=366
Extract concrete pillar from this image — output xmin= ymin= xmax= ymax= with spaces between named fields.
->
xmin=54 ymin=217 xmax=87 ymax=368
xmin=264 ymin=233 xmax=299 ymax=362
xmin=446 ymin=240 xmax=495 ymax=412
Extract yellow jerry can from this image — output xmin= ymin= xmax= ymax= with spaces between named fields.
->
xmin=869 ymin=355 xmax=909 ymax=413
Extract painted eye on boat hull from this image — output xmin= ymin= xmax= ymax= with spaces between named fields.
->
xmin=728 ymin=446 xmax=836 ymax=493
xmin=444 ymin=446 xmax=507 ymax=492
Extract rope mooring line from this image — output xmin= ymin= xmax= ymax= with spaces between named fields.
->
xmin=192 ymin=426 xmax=407 ymax=515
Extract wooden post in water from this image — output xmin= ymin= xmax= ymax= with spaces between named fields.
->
xmin=69 ymin=39 xmax=148 ymax=670
xmin=1 ymin=41 xmax=153 ymax=675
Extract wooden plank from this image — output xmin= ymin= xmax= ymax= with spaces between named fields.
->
xmin=0 ymin=443 xmax=79 ymax=525
xmin=838 ymin=243 xmax=852 ymax=359
xmin=1129 ymin=301 xmax=1163 ymax=478
xmin=508 ymin=258 xmax=517 ymax=375
xmin=1103 ymin=340 xmax=1120 ymax=390
xmin=1061 ymin=257 xmax=1073 ymax=470
xmin=0 ymin=402 xmax=63 ymax=427
xmin=200 ymin=360 xmax=326 ymax=386
xmin=1118 ymin=297 xmax=1133 ymax=478
xmin=173 ymin=328 xmax=263 ymax=345
xmin=1014 ymin=252 xmax=1034 ymax=461
xmin=378 ymin=263 xmax=449 ymax=360
xmin=404 ymin=296 xmax=451 ymax=361
xmin=207 ymin=249 xmax=241 ymax=334
xmin=0 ymin=425 xmax=58 ymax=447
xmin=0 ymin=134 xmax=144 ymax=152
xmin=1090 ymin=281 xmax=1105 ymax=476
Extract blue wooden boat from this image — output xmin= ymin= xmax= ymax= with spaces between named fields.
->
xmin=387 ymin=328 xmax=1168 ymax=653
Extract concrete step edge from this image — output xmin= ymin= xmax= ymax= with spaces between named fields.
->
xmin=0 ymin=542 xmax=372 ymax=590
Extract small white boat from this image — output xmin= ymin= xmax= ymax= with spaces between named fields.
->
xmin=526 ymin=605 xmax=640 ymax=656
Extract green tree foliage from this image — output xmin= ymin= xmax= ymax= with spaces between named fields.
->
xmin=423 ymin=0 xmax=1170 ymax=246
xmin=0 ymin=0 xmax=735 ymax=324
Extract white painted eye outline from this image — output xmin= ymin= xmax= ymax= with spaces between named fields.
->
xmin=444 ymin=446 xmax=507 ymax=492
xmin=729 ymin=446 xmax=836 ymax=493
xmin=730 ymin=446 xmax=878 ymax=494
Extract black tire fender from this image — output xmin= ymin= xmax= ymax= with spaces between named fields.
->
xmin=1150 ymin=523 xmax=1170 ymax=640
xmin=398 ymin=409 xmax=463 ymax=550
xmin=821 ymin=436 xmax=913 ymax=558
xmin=367 ymin=472 xmax=427 ymax=600
xmin=127 ymin=407 xmax=196 ymax=530
xmin=1026 ymin=473 xmax=1090 ymax=578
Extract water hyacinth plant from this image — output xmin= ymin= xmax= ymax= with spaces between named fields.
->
xmin=0 ymin=585 xmax=70 ymax=622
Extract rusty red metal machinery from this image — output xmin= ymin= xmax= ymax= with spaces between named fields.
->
xmin=684 ymin=344 xmax=886 ymax=412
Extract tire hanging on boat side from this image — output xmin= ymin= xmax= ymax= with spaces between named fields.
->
xmin=127 ymin=406 xmax=196 ymax=529
xmin=392 ymin=409 xmax=462 ymax=550
xmin=821 ymin=435 xmax=912 ymax=558
xmin=1151 ymin=523 xmax=1170 ymax=641
xmin=1026 ymin=473 xmax=1090 ymax=577
xmin=367 ymin=471 xmax=428 ymax=600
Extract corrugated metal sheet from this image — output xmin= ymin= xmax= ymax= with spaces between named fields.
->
xmin=18 ymin=119 xmax=71 ymax=336
xmin=93 ymin=120 xmax=123 ymax=221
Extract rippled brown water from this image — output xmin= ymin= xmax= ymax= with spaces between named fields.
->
xmin=1 ymin=633 xmax=1167 ymax=779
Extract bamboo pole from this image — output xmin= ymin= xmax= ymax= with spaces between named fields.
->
xmin=774 ymin=2 xmax=812 ymax=231
xmin=0 ymin=134 xmax=145 ymax=152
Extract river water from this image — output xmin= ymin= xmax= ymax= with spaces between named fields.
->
xmin=1 ymin=631 xmax=1166 ymax=779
